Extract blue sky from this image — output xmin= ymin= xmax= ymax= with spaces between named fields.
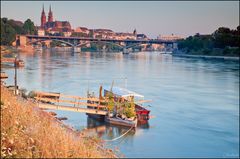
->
xmin=1 ymin=1 xmax=239 ymax=38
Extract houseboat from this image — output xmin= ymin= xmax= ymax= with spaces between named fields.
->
xmin=103 ymin=86 xmax=151 ymax=122
xmin=86 ymin=86 xmax=151 ymax=127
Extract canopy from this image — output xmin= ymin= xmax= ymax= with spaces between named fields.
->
xmin=104 ymin=86 xmax=144 ymax=98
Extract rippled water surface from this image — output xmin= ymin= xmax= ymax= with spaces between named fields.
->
xmin=3 ymin=50 xmax=239 ymax=157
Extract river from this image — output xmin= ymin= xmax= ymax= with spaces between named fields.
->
xmin=2 ymin=49 xmax=239 ymax=158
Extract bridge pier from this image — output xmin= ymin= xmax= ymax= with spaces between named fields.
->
xmin=15 ymin=35 xmax=27 ymax=47
xmin=102 ymin=45 xmax=106 ymax=52
xmin=72 ymin=46 xmax=81 ymax=53
xmin=123 ymin=48 xmax=130 ymax=54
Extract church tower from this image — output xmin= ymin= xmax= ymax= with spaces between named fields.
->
xmin=41 ymin=5 xmax=46 ymax=28
xmin=48 ymin=5 xmax=53 ymax=22
xmin=133 ymin=29 xmax=137 ymax=36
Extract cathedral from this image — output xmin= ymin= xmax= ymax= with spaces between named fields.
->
xmin=41 ymin=5 xmax=72 ymax=33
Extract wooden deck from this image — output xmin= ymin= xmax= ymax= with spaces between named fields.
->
xmin=34 ymin=91 xmax=108 ymax=115
xmin=1 ymin=58 xmax=24 ymax=67
xmin=1 ymin=58 xmax=16 ymax=63
xmin=37 ymin=103 xmax=108 ymax=115
xmin=0 ymin=72 xmax=8 ymax=79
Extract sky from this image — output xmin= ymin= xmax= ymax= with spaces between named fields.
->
xmin=1 ymin=1 xmax=239 ymax=38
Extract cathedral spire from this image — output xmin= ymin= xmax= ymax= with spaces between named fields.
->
xmin=41 ymin=4 xmax=46 ymax=28
xmin=48 ymin=5 xmax=53 ymax=22
xmin=42 ymin=4 xmax=45 ymax=14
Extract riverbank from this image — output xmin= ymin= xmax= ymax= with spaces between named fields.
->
xmin=1 ymin=46 xmax=18 ymax=56
xmin=1 ymin=45 xmax=34 ymax=57
xmin=172 ymin=51 xmax=239 ymax=61
xmin=0 ymin=84 xmax=118 ymax=158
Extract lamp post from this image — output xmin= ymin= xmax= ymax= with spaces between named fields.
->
xmin=14 ymin=54 xmax=17 ymax=95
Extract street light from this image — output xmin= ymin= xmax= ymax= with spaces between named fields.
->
xmin=14 ymin=54 xmax=17 ymax=95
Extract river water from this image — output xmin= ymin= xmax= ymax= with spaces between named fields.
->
xmin=3 ymin=50 xmax=239 ymax=157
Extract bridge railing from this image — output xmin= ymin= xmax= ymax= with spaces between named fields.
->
xmin=26 ymin=35 xmax=177 ymax=43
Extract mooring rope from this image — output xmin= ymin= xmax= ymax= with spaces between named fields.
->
xmin=104 ymin=125 xmax=134 ymax=142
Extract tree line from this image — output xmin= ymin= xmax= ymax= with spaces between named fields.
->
xmin=177 ymin=26 xmax=240 ymax=56
xmin=1 ymin=18 xmax=36 ymax=45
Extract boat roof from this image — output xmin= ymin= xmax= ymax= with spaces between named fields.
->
xmin=104 ymin=86 xmax=144 ymax=98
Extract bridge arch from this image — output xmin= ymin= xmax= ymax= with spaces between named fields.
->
xmin=76 ymin=40 xmax=124 ymax=49
xmin=125 ymin=42 xmax=149 ymax=49
xmin=27 ymin=39 xmax=74 ymax=47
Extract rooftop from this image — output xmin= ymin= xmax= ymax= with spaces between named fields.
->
xmin=103 ymin=86 xmax=144 ymax=98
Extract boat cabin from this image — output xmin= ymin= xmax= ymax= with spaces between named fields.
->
xmin=103 ymin=86 xmax=150 ymax=121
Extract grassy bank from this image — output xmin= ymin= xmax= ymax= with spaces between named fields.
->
xmin=0 ymin=85 xmax=117 ymax=158
xmin=1 ymin=46 xmax=18 ymax=57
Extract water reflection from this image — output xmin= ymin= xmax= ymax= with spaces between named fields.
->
xmin=86 ymin=117 xmax=149 ymax=140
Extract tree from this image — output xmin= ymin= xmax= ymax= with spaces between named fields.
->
xmin=178 ymin=26 xmax=240 ymax=56
xmin=23 ymin=19 xmax=36 ymax=35
xmin=214 ymin=27 xmax=231 ymax=35
xmin=1 ymin=18 xmax=16 ymax=45
xmin=8 ymin=19 xmax=24 ymax=34
xmin=237 ymin=25 xmax=240 ymax=33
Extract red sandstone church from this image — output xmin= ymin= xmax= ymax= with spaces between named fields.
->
xmin=40 ymin=5 xmax=72 ymax=34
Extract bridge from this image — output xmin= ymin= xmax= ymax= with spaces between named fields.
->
xmin=16 ymin=35 xmax=178 ymax=53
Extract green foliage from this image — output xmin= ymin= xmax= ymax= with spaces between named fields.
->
xmin=50 ymin=40 xmax=63 ymax=47
xmin=106 ymin=92 xmax=114 ymax=113
xmin=8 ymin=19 xmax=24 ymax=34
xmin=178 ymin=26 xmax=240 ymax=57
xmin=23 ymin=19 xmax=36 ymax=35
xmin=1 ymin=17 xmax=36 ymax=45
xmin=1 ymin=18 xmax=16 ymax=45
xmin=212 ymin=27 xmax=240 ymax=48
xmin=117 ymin=97 xmax=136 ymax=118
xmin=90 ymin=43 xmax=101 ymax=51
xmin=105 ymin=43 xmax=122 ymax=51
xmin=123 ymin=97 xmax=136 ymax=118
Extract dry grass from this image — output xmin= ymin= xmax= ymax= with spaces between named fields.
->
xmin=1 ymin=85 xmax=118 ymax=158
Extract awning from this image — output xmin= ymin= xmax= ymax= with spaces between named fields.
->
xmin=104 ymin=86 xmax=144 ymax=98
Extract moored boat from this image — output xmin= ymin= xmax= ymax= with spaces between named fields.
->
xmin=86 ymin=85 xmax=151 ymax=127
xmin=103 ymin=86 xmax=151 ymax=122
xmin=105 ymin=115 xmax=137 ymax=128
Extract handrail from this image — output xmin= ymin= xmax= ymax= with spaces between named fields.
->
xmin=34 ymin=96 xmax=107 ymax=108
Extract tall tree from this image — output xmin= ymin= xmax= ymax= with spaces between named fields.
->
xmin=1 ymin=18 xmax=16 ymax=45
xmin=23 ymin=19 xmax=36 ymax=35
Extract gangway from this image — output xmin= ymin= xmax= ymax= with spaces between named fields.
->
xmin=34 ymin=91 xmax=108 ymax=115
